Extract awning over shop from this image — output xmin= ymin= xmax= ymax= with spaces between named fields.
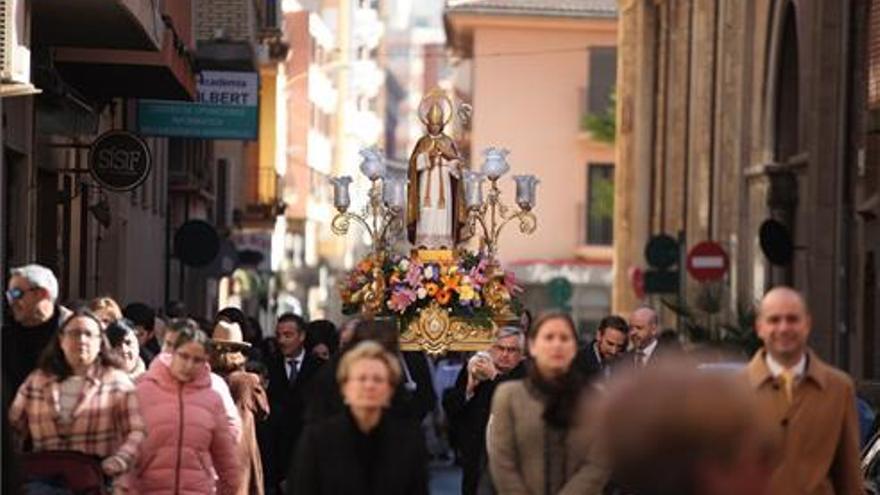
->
xmin=38 ymin=2 xmax=197 ymax=101
xmin=32 ymin=0 xmax=163 ymax=51
xmin=53 ymin=30 xmax=196 ymax=101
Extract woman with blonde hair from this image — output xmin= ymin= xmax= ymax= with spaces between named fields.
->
xmin=89 ymin=296 xmax=123 ymax=327
xmin=289 ymin=340 xmax=428 ymax=494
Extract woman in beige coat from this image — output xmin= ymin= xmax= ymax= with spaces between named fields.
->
xmin=487 ymin=311 xmax=608 ymax=495
xmin=211 ymin=320 xmax=270 ymax=495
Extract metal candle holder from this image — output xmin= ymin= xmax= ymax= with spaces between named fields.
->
xmin=462 ymin=147 xmax=538 ymax=263
xmin=330 ymin=148 xmax=405 ymax=258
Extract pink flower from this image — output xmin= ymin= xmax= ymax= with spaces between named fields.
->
xmin=405 ymin=262 xmax=422 ymax=287
xmin=469 ymin=260 xmax=489 ymax=286
xmin=388 ymin=287 xmax=416 ymax=313
xmin=504 ymin=271 xmax=523 ymax=294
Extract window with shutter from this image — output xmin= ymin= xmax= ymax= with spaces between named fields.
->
xmin=587 ymin=47 xmax=617 ymax=115
xmin=586 ymin=163 xmax=614 ymax=246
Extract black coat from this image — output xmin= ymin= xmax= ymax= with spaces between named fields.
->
xmin=574 ymin=341 xmax=604 ymax=381
xmin=266 ymin=351 xmax=324 ymax=485
xmin=305 ymin=351 xmax=436 ymax=424
xmin=288 ymin=410 xmax=428 ymax=495
xmin=442 ymin=361 xmax=526 ymax=495
xmin=2 ymin=305 xmax=68 ymax=394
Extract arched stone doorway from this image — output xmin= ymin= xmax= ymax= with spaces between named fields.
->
xmin=765 ymin=0 xmax=805 ymax=289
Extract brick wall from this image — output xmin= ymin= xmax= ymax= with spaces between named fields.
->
xmin=194 ymin=0 xmax=259 ymax=42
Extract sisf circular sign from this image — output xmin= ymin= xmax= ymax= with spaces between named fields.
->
xmin=686 ymin=241 xmax=730 ymax=282
xmin=89 ymin=131 xmax=152 ymax=192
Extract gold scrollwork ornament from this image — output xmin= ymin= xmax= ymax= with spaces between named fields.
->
xmin=401 ymin=302 xmax=496 ymax=355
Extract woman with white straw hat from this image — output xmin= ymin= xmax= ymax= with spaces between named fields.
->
xmin=212 ymin=319 xmax=270 ymax=495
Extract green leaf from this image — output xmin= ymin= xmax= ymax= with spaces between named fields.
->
xmin=581 ymin=90 xmax=616 ymax=144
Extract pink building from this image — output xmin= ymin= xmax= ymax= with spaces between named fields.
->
xmin=445 ymin=0 xmax=617 ymax=328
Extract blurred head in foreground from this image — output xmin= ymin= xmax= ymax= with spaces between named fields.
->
xmin=595 ymin=364 xmax=777 ymax=495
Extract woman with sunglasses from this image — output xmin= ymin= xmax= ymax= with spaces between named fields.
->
xmin=134 ymin=326 xmax=242 ymax=494
xmin=8 ymin=307 xmax=146 ymax=491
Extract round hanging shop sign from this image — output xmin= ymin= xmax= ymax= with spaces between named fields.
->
xmin=88 ymin=131 xmax=152 ymax=192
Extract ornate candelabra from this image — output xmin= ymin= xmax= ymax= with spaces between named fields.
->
xmin=329 ymin=148 xmax=406 ymax=261
xmin=461 ymin=147 xmax=539 ymax=321
xmin=462 ymin=147 xmax=539 ymax=262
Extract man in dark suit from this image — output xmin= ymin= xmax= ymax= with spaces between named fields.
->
xmin=624 ymin=307 xmax=682 ymax=369
xmin=443 ymin=326 xmax=527 ymax=495
xmin=575 ymin=315 xmax=629 ymax=381
xmin=266 ymin=313 xmax=322 ymax=493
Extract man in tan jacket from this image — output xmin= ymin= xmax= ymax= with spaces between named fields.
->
xmin=745 ymin=287 xmax=862 ymax=495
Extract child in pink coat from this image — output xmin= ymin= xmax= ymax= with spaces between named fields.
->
xmin=134 ymin=326 xmax=241 ymax=494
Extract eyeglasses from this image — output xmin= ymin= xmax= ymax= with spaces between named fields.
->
xmin=5 ymin=287 xmax=38 ymax=303
xmin=492 ymin=344 xmax=522 ymax=355
xmin=63 ymin=328 xmax=102 ymax=340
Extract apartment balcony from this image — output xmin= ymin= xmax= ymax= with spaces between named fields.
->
xmin=32 ymin=0 xmax=163 ymax=50
xmin=306 ymin=196 xmax=334 ymax=224
xmin=307 ymin=130 xmax=333 ymax=175
xmin=353 ymin=6 xmax=383 ymax=50
xmin=44 ymin=1 xmax=196 ymax=100
xmin=348 ymin=108 xmax=382 ymax=144
xmin=308 ymin=65 xmax=338 ymax=112
xmin=350 ymin=60 xmax=384 ymax=97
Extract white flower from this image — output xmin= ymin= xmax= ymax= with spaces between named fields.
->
xmin=424 ymin=266 xmax=435 ymax=279
xmin=400 ymin=259 xmax=410 ymax=271
xmin=417 ymin=287 xmax=427 ymax=299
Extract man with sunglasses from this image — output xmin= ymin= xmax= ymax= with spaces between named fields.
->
xmin=3 ymin=264 xmax=71 ymax=393
xmin=443 ymin=326 xmax=527 ymax=495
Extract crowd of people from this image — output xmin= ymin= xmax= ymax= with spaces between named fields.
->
xmin=0 ymin=262 xmax=869 ymax=495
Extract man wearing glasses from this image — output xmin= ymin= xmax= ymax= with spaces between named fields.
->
xmin=443 ymin=326 xmax=527 ymax=495
xmin=3 ymin=264 xmax=71 ymax=393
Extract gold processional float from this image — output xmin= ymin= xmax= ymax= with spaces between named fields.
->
xmin=329 ymin=90 xmax=538 ymax=355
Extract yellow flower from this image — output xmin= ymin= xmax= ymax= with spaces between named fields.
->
xmin=459 ymin=284 xmax=476 ymax=301
xmin=425 ymin=283 xmax=440 ymax=297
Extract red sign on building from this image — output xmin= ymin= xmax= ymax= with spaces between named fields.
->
xmin=686 ymin=241 xmax=729 ymax=282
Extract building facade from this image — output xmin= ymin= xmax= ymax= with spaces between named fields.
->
xmin=445 ymin=0 xmax=618 ymax=331
xmin=2 ymin=0 xmax=196 ymax=311
xmin=614 ymin=0 xmax=880 ymax=375
xmin=280 ymin=5 xmax=338 ymax=318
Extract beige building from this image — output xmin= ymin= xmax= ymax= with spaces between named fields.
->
xmin=445 ymin=0 xmax=618 ymax=329
xmin=614 ymin=0 xmax=880 ymax=375
xmin=280 ymin=6 xmax=338 ymax=317
xmin=2 ymin=1 xmax=196 ymax=310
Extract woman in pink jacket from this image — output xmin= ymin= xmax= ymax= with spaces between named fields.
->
xmin=134 ymin=326 xmax=242 ymax=494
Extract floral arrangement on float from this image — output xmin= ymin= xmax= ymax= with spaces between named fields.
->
xmin=340 ymin=251 xmax=523 ymax=325
xmin=329 ymin=90 xmax=537 ymax=355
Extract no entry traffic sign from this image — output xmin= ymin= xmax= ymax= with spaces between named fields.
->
xmin=686 ymin=241 xmax=729 ymax=282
